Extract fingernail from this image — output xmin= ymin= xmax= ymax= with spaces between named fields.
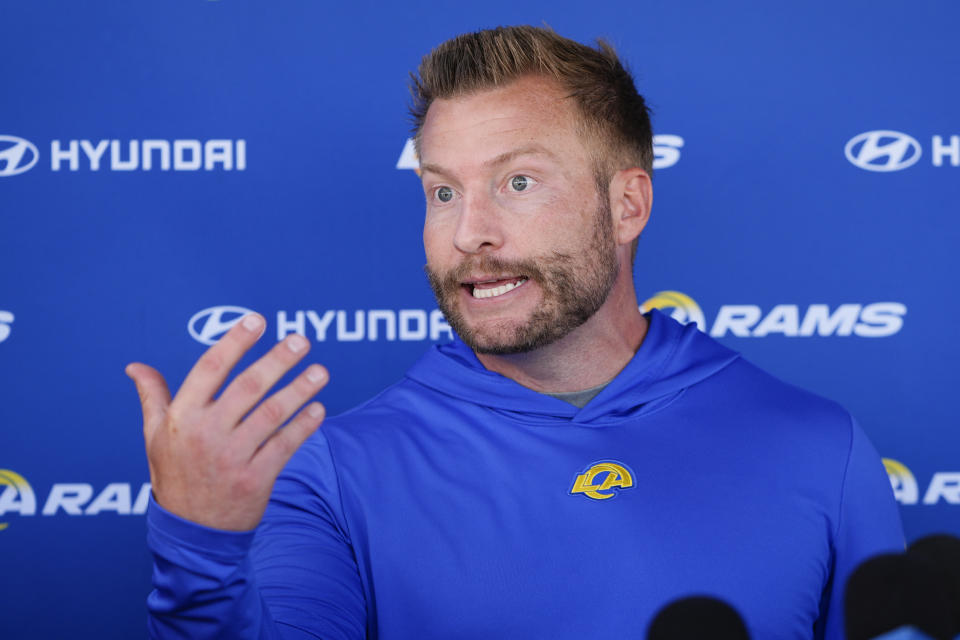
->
xmin=308 ymin=404 xmax=324 ymax=418
xmin=306 ymin=366 xmax=326 ymax=384
xmin=286 ymin=334 xmax=308 ymax=353
xmin=242 ymin=314 xmax=264 ymax=332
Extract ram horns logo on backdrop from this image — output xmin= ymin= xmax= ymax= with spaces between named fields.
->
xmin=881 ymin=458 xmax=960 ymax=506
xmin=639 ymin=290 xmax=906 ymax=338
xmin=0 ymin=135 xmax=39 ymax=176
xmin=883 ymin=458 xmax=919 ymax=505
xmin=640 ymin=291 xmax=707 ymax=331
xmin=845 ymin=130 xmax=922 ymax=172
xmin=188 ymin=306 xmax=257 ymax=345
xmin=0 ymin=469 xmax=35 ymax=530
xmin=0 ymin=470 xmax=152 ymax=530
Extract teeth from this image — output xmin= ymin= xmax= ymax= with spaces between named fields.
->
xmin=472 ymin=278 xmax=527 ymax=299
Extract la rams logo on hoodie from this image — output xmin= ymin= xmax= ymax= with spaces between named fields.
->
xmin=570 ymin=461 xmax=634 ymax=500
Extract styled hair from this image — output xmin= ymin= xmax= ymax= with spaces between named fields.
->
xmin=409 ymin=25 xmax=653 ymax=179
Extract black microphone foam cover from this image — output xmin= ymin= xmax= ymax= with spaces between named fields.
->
xmin=907 ymin=533 xmax=960 ymax=634
xmin=844 ymin=552 xmax=955 ymax=640
xmin=647 ymin=595 xmax=750 ymax=640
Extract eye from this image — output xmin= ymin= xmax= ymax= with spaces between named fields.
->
xmin=434 ymin=186 xmax=455 ymax=203
xmin=508 ymin=175 xmax=537 ymax=192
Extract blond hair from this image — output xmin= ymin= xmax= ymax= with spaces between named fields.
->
xmin=409 ymin=25 xmax=653 ymax=179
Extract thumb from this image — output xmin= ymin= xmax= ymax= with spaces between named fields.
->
xmin=125 ymin=362 xmax=172 ymax=435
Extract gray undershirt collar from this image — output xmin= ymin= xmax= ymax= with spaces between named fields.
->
xmin=543 ymin=380 xmax=612 ymax=408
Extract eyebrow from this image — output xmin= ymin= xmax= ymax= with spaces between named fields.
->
xmin=419 ymin=144 xmax=557 ymax=180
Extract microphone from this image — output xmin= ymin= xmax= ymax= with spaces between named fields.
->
xmin=907 ymin=534 xmax=960 ymax=634
xmin=647 ymin=595 xmax=750 ymax=640
xmin=844 ymin=552 xmax=955 ymax=640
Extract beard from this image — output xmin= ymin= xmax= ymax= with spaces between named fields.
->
xmin=425 ymin=198 xmax=620 ymax=355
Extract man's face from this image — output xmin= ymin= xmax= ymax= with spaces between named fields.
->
xmin=419 ymin=75 xmax=620 ymax=355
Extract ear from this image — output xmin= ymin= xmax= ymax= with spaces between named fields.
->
xmin=608 ymin=167 xmax=652 ymax=247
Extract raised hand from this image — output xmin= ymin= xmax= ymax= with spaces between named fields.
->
xmin=126 ymin=314 xmax=328 ymax=531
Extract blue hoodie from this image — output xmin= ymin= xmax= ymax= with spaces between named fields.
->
xmin=147 ymin=310 xmax=904 ymax=639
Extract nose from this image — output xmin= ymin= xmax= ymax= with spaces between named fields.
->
xmin=453 ymin=192 xmax=504 ymax=255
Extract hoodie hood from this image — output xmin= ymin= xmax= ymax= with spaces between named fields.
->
xmin=403 ymin=310 xmax=740 ymax=426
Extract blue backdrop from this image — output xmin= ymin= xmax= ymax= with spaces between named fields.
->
xmin=1 ymin=1 xmax=958 ymax=637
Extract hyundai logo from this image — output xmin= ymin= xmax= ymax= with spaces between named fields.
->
xmin=0 ymin=136 xmax=39 ymax=177
xmin=188 ymin=306 xmax=257 ymax=345
xmin=845 ymin=130 xmax=921 ymax=172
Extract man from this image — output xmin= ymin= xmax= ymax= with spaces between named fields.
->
xmin=128 ymin=26 xmax=904 ymax=639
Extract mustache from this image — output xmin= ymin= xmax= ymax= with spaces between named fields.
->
xmin=425 ymin=254 xmax=555 ymax=291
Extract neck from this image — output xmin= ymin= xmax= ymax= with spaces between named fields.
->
xmin=474 ymin=275 xmax=648 ymax=393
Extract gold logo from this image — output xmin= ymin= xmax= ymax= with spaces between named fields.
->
xmin=640 ymin=290 xmax=706 ymax=331
xmin=882 ymin=458 xmax=919 ymax=505
xmin=0 ymin=469 xmax=35 ymax=531
xmin=570 ymin=461 xmax=634 ymax=500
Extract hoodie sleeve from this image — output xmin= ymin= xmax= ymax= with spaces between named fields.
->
xmin=816 ymin=416 xmax=906 ymax=640
xmin=146 ymin=431 xmax=366 ymax=639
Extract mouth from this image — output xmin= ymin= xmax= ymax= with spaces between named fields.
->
xmin=463 ymin=276 xmax=529 ymax=299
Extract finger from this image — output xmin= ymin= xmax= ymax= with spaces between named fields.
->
xmin=125 ymin=362 xmax=172 ymax=438
xmin=176 ymin=313 xmax=267 ymax=407
xmin=234 ymin=364 xmax=329 ymax=453
xmin=214 ymin=333 xmax=312 ymax=425
xmin=250 ymin=401 xmax=326 ymax=476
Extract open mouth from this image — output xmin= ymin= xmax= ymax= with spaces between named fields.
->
xmin=464 ymin=276 xmax=529 ymax=299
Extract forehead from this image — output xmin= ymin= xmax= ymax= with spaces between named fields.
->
xmin=419 ymin=75 xmax=589 ymax=168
